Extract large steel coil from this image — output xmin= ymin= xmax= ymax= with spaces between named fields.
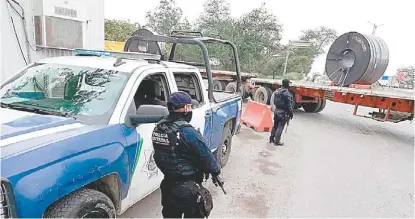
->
xmin=325 ymin=31 xmax=389 ymax=86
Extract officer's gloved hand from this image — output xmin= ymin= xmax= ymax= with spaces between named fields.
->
xmin=211 ymin=170 xmax=221 ymax=177
xmin=289 ymin=112 xmax=294 ymax=120
xmin=211 ymin=170 xmax=224 ymax=186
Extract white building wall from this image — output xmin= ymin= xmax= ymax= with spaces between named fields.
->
xmin=0 ymin=0 xmax=104 ymax=83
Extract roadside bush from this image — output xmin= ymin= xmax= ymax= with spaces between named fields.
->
xmin=285 ymin=72 xmax=304 ymax=80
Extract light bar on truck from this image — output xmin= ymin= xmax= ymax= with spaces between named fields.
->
xmin=74 ymin=48 xmax=162 ymax=61
xmin=75 ymin=49 xmax=112 ymax=57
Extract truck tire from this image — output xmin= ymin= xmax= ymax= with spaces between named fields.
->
xmin=302 ymin=98 xmax=322 ymax=113
xmin=265 ymin=87 xmax=273 ymax=104
xmin=225 ymin=82 xmax=237 ymax=92
xmin=293 ymin=103 xmax=302 ymax=109
xmin=270 ymin=90 xmax=277 ymax=112
xmin=213 ymin=80 xmax=224 ymax=91
xmin=253 ymin=87 xmax=271 ymax=104
xmin=315 ymin=99 xmax=327 ymax=113
xmin=290 ymin=92 xmax=300 ymax=109
xmin=214 ymin=126 xmax=232 ymax=168
xmin=44 ymin=188 xmax=116 ymax=218
xmin=226 ymin=82 xmax=247 ymax=99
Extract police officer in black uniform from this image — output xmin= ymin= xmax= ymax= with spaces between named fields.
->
xmin=152 ymin=91 xmax=221 ymax=218
xmin=269 ymin=79 xmax=293 ymax=146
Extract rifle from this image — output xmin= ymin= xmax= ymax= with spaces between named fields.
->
xmin=212 ymin=175 xmax=227 ymax=195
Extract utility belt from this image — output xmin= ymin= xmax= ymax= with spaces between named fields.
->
xmin=164 ymin=172 xmax=203 ymax=184
xmin=274 ymin=108 xmax=290 ymax=120
xmin=274 ymin=108 xmax=288 ymax=115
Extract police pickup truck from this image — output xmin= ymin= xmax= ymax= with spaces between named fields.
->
xmin=0 ymin=31 xmax=243 ymax=218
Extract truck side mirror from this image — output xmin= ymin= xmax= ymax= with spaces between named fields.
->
xmin=126 ymin=105 xmax=169 ymax=128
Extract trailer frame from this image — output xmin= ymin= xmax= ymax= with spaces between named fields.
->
xmin=249 ymin=78 xmax=415 ymax=123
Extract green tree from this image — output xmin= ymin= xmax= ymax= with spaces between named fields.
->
xmin=193 ymin=0 xmax=236 ymax=70
xmin=235 ymin=2 xmax=283 ymax=73
xmin=299 ymin=26 xmax=338 ymax=57
xmin=104 ymin=19 xmax=140 ymax=42
xmin=145 ymin=0 xmax=184 ymax=35
xmin=286 ymin=26 xmax=338 ymax=75
xmin=198 ymin=0 xmax=231 ymax=30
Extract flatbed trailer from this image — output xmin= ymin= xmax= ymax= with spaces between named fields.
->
xmin=249 ymin=78 xmax=415 ymax=123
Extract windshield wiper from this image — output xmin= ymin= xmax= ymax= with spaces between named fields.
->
xmin=1 ymin=102 xmax=75 ymax=119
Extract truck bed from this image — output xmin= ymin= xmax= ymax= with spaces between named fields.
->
xmin=250 ymin=78 xmax=415 ymax=101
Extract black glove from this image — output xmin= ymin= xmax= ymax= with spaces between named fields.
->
xmin=288 ymin=112 xmax=293 ymax=120
xmin=211 ymin=170 xmax=221 ymax=177
xmin=204 ymin=173 xmax=210 ymax=181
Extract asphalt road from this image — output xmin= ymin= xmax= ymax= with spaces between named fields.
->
xmin=121 ymin=101 xmax=414 ymax=218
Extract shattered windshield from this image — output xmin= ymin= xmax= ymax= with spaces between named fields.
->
xmin=0 ymin=63 xmax=130 ymax=124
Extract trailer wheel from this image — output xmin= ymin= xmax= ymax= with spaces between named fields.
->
xmin=213 ymin=80 xmax=224 ymax=91
xmin=290 ymin=92 xmax=297 ymax=109
xmin=253 ymin=87 xmax=271 ymax=104
xmin=302 ymin=98 xmax=323 ymax=113
xmin=293 ymin=103 xmax=302 ymax=109
xmin=265 ymin=87 xmax=273 ymax=104
xmin=315 ymin=99 xmax=327 ymax=113
xmin=270 ymin=90 xmax=277 ymax=112
xmin=225 ymin=82 xmax=247 ymax=99
xmin=44 ymin=188 xmax=116 ymax=218
xmin=225 ymin=82 xmax=237 ymax=92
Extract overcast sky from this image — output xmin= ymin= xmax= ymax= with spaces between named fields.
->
xmin=105 ymin=0 xmax=415 ymax=76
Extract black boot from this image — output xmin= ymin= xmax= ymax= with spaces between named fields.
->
xmin=274 ymin=141 xmax=284 ymax=146
xmin=269 ymin=136 xmax=275 ymax=143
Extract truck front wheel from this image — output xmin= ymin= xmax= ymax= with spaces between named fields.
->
xmin=44 ymin=188 xmax=116 ymax=218
xmin=214 ymin=127 xmax=232 ymax=168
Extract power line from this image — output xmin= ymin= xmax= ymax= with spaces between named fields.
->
xmin=6 ymin=0 xmax=27 ymax=65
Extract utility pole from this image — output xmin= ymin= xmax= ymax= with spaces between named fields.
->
xmin=367 ymin=21 xmax=384 ymax=35
xmin=282 ymin=40 xmax=312 ymax=76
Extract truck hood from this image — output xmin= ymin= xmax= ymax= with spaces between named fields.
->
xmin=0 ymin=108 xmax=96 ymax=159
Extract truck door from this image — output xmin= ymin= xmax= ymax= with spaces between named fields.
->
xmin=171 ymin=71 xmax=212 ymax=148
xmin=119 ymin=68 xmax=174 ymax=210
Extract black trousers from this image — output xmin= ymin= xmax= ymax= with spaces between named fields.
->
xmin=270 ymin=111 xmax=287 ymax=143
xmin=160 ymin=179 xmax=205 ymax=218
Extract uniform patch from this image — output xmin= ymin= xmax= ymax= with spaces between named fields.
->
xmin=152 ymin=131 xmax=170 ymax=145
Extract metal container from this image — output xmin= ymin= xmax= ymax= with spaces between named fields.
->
xmin=325 ymin=32 xmax=389 ymax=86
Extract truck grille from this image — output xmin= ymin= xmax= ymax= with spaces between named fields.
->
xmin=0 ymin=179 xmax=17 ymax=218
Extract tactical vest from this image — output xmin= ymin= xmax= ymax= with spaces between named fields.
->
xmin=274 ymin=88 xmax=288 ymax=109
xmin=152 ymin=120 xmax=199 ymax=178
